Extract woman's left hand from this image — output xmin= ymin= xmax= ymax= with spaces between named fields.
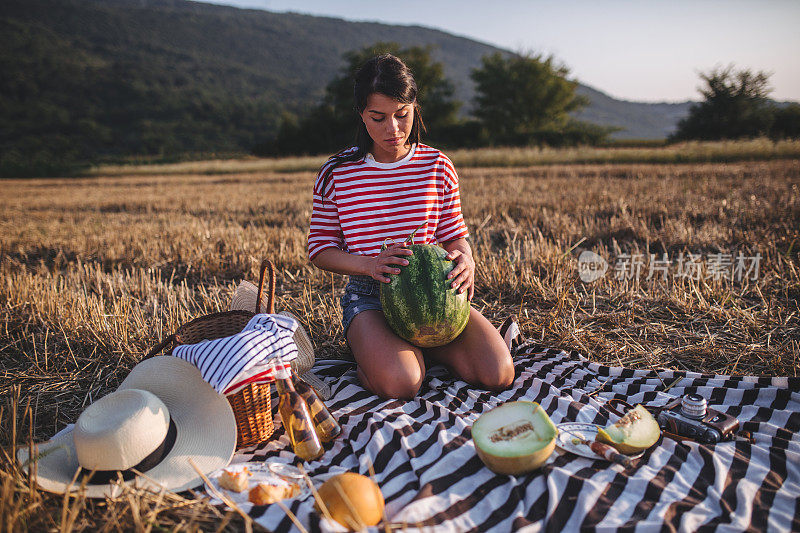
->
xmin=446 ymin=248 xmax=475 ymax=301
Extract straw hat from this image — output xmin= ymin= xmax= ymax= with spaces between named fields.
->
xmin=17 ymin=356 xmax=237 ymax=498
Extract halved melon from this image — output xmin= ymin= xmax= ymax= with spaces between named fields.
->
xmin=471 ymin=401 xmax=558 ymax=475
xmin=596 ymin=404 xmax=660 ymax=454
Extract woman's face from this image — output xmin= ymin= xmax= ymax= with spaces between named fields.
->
xmin=360 ymin=93 xmax=414 ymax=163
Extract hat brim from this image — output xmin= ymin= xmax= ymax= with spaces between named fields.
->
xmin=18 ymin=356 xmax=237 ymax=498
xmin=277 ymin=311 xmax=315 ymax=373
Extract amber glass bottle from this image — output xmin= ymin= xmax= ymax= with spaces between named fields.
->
xmin=275 ymin=359 xmax=323 ymax=461
xmin=292 ymin=373 xmax=342 ymax=442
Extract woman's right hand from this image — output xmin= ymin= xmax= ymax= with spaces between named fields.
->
xmin=369 ymin=244 xmax=413 ymax=283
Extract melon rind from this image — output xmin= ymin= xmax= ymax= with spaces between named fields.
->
xmin=596 ymin=404 xmax=660 ymax=454
xmin=471 ymin=401 xmax=558 ymax=475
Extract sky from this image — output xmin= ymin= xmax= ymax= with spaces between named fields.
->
xmin=198 ymin=0 xmax=800 ymax=103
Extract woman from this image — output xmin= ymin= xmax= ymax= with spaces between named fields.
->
xmin=308 ymin=54 xmax=514 ymax=399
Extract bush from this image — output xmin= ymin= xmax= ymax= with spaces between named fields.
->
xmin=672 ymin=66 xmax=775 ymax=141
xmin=0 ymin=149 xmax=89 ymax=178
xmin=771 ymin=103 xmax=800 ymax=140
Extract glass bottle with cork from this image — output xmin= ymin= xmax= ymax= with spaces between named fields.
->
xmin=274 ymin=356 xmax=323 ymax=461
xmin=292 ymin=373 xmax=341 ymax=442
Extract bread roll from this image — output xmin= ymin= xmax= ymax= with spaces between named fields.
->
xmin=248 ymin=481 xmax=300 ymax=505
xmin=218 ymin=467 xmax=251 ymax=492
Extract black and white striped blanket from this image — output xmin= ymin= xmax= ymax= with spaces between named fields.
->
xmin=233 ymin=344 xmax=800 ymax=532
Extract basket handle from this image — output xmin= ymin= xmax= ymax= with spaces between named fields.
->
xmin=256 ymin=259 xmax=276 ymax=314
xmin=145 ymin=333 xmax=176 ymax=358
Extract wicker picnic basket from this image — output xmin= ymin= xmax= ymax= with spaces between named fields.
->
xmin=146 ymin=259 xmax=277 ymax=448
xmin=229 ymin=278 xmax=326 ymax=398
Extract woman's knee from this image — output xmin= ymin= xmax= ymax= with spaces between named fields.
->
xmin=457 ymin=355 xmax=514 ymax=391
xmin=360 ymin=362 xmax=424 ymax=400
xmin=482 ymin=357 xmax=516 ymax=390
xmin=375 ymin=373 xmax=424 ymax=400
xmin=348 ymin=310 xmax=425 ymax=399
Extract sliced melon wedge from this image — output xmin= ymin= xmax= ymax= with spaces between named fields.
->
xmin=471 ymin=401 xmax=558 ymax=475
xmin=596 ymin=404 xmax=660 ymax=454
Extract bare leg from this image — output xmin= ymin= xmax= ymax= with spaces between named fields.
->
xmin=347 ymin=310 xmax=425 ymax=400
xmin=426 ymin=307 xmax=515 ymax=391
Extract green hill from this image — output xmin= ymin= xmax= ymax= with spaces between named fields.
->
xmin=1 ymin=0 xmax=694 ymax=175
xmin=574 ymin=85 xmax=691 ymax=140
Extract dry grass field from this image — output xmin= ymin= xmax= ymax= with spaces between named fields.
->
xmin=1 ymin=156 xmax=799 ymax=530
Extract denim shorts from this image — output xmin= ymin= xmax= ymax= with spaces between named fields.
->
xmin=340 ymin=275 xmax=383 ymax=336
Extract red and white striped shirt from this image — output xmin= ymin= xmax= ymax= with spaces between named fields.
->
xmin=308 ymin=144 xmax=469 ymax=260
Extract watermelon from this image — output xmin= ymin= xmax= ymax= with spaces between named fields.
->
xmin=380 ymin=243 xmax=470 ymax=347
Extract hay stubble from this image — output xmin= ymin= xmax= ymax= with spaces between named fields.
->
xmin=1 ymin=159 xmax=798 ymax=531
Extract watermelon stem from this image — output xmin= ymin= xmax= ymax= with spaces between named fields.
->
xmin=404 ymin=221 xmax=427 ymax=245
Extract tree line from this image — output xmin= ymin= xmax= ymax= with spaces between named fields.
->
xmin=3 ymin=34 xmax=798 ymax=177
xmin=255 ymin=43 xmax=615 ymax=157
xmin=262 ymin=46 xmax=800 ymax=159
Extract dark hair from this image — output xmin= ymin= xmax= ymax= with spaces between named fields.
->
xmin=318 ymin=54 xmax=426 ymax=191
